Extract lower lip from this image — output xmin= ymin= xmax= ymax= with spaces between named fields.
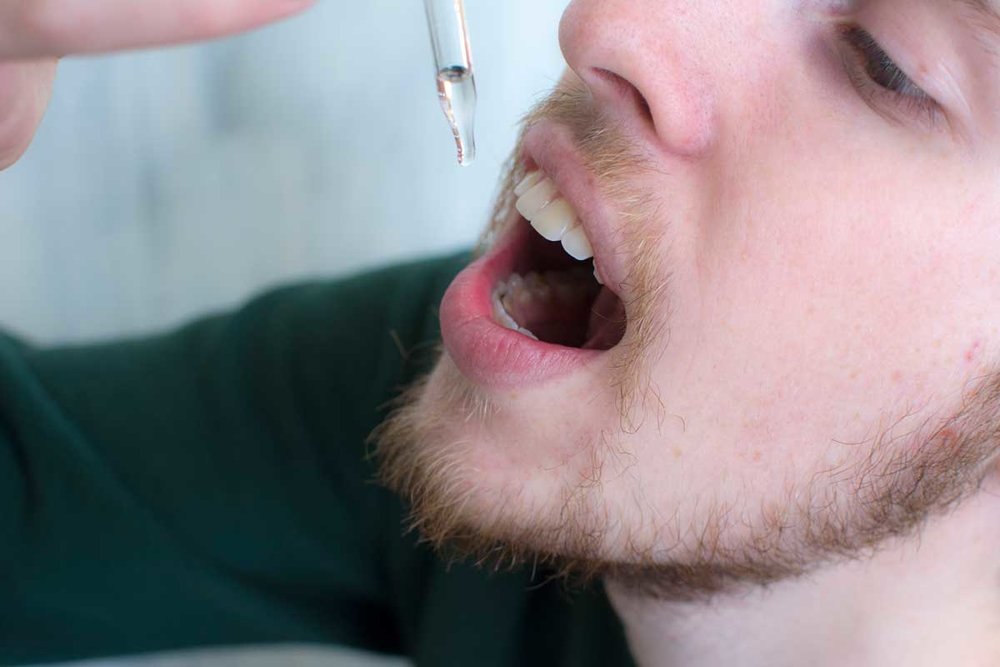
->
xmin=439 ymin=224 xmax=603 ymax=389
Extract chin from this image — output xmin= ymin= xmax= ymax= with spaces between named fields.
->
xmin=373 ymin=349 xmax=626 ymax=564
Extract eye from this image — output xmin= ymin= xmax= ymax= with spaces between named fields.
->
xmin=837 ymin=26 xmax=941 ymax=127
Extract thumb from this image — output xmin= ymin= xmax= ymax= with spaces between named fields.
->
xmin=0 ymin=58 xmax=57 ymax=170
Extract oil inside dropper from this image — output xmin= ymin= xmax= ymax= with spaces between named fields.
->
xmin=436 ymin=65 xmax=477 ymax=166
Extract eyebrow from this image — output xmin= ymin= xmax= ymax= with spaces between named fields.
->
xmin=958 ymin=0 xmax=1000 ymax=41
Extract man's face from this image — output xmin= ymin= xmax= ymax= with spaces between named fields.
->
xmin=376 ymin=0 xmax=1000 ymax=597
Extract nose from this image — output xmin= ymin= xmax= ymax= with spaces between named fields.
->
xmin=558 ymin=0 xmax=718 ymax=159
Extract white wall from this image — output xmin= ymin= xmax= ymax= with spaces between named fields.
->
xmin=0 ymin=0 xmax=569 ymax=344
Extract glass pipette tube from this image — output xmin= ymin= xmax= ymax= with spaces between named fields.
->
xmin=423 ymin=0 xmax=477 ymax=166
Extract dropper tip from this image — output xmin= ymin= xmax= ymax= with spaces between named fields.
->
xmin=457 ymin=143 xmax=476 ymax=167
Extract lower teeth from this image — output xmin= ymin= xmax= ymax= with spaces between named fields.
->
xmin=492 ymin=286 xmax=539 ymax=339
xmin=491 ymin=268 xmax=598 ymax=341
xmin=492 ymin=276 xmax=539 ymax=339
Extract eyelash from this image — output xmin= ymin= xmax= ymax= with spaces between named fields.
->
xmin=837 ymin=25 xmax=942 ymax=128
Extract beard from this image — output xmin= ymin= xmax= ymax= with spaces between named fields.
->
xmin=370 ymin=78 xmax=1000 ymax=602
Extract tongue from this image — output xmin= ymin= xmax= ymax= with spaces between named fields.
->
xmin=509 ymin=285 xmax=598 ymax=347
xmin=582 ymin=287 xmax=627 ymax=350
xmin=495 ymin=270 xmax=626 ymax=350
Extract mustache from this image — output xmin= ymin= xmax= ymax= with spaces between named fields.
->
xmin=522 ymin=77 xmax=651 ymax=188
xmin=481 ymin=74 xmax=652 ymax=248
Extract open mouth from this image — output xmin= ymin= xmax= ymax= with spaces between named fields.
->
xmin=491 ymin=170 xmax=626 ymax=351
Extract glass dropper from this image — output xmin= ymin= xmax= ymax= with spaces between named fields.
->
xmin=423 ymin=0 xmax=477 ymax=166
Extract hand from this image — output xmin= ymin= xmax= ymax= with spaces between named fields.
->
xmin=0 ymin=0 xmax=314 ymax=169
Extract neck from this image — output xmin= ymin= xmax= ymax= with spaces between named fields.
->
xmin=605 ymin=489 xmax=1000 ymax=667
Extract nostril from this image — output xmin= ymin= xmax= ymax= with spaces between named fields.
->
xmin=590 ymin=67 xmax=655 ymax=128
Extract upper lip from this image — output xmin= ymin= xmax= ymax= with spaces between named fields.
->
xmin=520 ymin=121 xmax=628 ymax=297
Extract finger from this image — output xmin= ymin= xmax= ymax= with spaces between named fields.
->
xmin=0 ymin=0 xmax=313 ymax=59
xmin=0 ymin=59 xmax=56 ymax=170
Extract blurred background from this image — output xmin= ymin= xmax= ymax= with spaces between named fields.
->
xmin=0 ymin=0 xmax=568 ymax=345
xmin=4 ymin=1 xmax=569 ymax=665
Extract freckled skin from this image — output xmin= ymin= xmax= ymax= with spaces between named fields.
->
xmin=409 ymin=0 xmax=1000 ymax=569
xmin=383 ymin=0 xmax=1000 ymax=664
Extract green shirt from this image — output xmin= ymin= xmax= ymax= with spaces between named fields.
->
xmin=0 ymin=253 xmax=633 ymax=666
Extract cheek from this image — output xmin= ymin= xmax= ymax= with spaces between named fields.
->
xmin=701 ymin=111 xmax=988 ymax=360
xmin=707 ymin=206 xmax=953 ymax=387
xmin=655 ymin=159 xmax=1000 ymax=475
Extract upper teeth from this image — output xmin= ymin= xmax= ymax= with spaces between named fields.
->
xmin=514 ymin=171 xmax=595 ymax=264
